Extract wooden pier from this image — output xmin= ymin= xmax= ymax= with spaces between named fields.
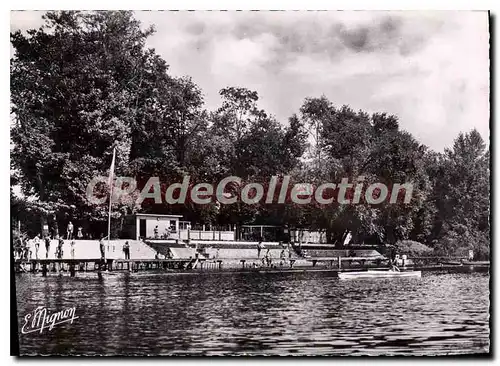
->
xmin=14 ymin=257 xmax=212 ymax=276
xmin=14 ymin=255 xmax=490 ymax=277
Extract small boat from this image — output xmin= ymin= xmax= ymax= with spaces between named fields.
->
xmin=338 ymin=269 xmax=421 ymax=280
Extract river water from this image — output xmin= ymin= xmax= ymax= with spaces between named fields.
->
xmin=15 ymin=271 xmax=490 ymax=356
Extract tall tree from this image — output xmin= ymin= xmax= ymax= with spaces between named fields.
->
xmin=430 ymin=129 xmax=490 ymax=258
xmin=10 ymin=11 xmax=202 ymax=233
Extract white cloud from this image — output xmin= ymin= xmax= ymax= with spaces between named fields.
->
xmin=211 ymin=33 xmax=276 ymax=72
xmin=10 ymin=10 xmax=490 ymax=151
xmin=10 ymin=10 xmax=45 ymax=32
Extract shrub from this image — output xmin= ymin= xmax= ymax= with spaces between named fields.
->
xmin=395 ymin=240 xmax=433 ymax=257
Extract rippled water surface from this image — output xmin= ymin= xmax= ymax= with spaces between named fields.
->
xmin=15 ymin=271 xmax=490 ymax=355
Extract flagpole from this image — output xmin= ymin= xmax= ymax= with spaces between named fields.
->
xmin=107 ymin=147 xmax=116 ymax=251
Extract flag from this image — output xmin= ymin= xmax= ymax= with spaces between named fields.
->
xmin=108 ymin=147 xmax=116 ymax=191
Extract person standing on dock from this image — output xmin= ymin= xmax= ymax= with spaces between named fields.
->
xmin=164 ymin=226 xmax=171 ymax=239
xmin=44 ymin=235 xmax=51 ymax=258
xmin=77 ymin=226 xmax=83 ymax=239
xmin=257 ymin=242 xmax=264 ymax=258
xmin=70 ymin=240 xmax=75 ymax=259
xmin=194 ymin=241 xmax=200 ymax=259
xmin=265 ymin=249 xmax=272 ymax=266
xmin=23 ymin=245 xmax=29 ymax=260
xmin=33 ymin=234 xmax=40 ymax=260
xmin=123 ymin=241 xmax=130 ymax=259
xmin=57 ymin=237 xmax=64 ymax=259
xmin=99 ymin=235 xmax=107 ymax=259
xmin=50 ymin=225 xmax=56 ymax=240
xmin=67 ymin=221 xmax=74 ymax=240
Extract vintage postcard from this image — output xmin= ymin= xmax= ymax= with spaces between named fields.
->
xmin=10 ymin=10 xmax=490 ymax=356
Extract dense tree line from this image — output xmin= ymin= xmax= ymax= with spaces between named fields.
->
xmin=10 ymin=11 xmax=490 ymax=258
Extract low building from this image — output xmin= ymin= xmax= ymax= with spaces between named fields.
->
xmin=125 ymin=213 xmax=183 ymax=240
xmin=123 ymin=214 xmax=236 ymax=241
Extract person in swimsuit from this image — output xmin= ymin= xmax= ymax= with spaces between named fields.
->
xmin=99 ymin=235 xmax=107 ymax=259
xmin=33 ymin=234 xmax=40 ymax=259
xmin=44 ymin=236 xmax=51 ymax=258
xmin=57 ymin=237 xmax=64 ymax=259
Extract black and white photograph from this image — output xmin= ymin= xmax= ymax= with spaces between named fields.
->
xmin=10 ymin=9 xmax=490 ymax=356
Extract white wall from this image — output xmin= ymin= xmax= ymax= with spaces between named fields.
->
xmin=179 ymin=230 xmax=235 ymax=241
xmin=26 ymin=239 xmax=156 ymax=260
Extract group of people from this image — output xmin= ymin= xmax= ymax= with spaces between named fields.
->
xmin=15 ymin=221 xmax=87 ymax=260
xmin=256 ymin=242 xmax=292 ymax=267
xmin=65 ymin=221 xmax=84 ymax=240
xmin=98 ymin=235 xmax=130 ymax=260
xmin=153 ymin=225 xmax=174 ymax=239
xmin=17 ymin=232 xmax=133 ymax=261
xmin=17 ymin=234 xmax=76 ymax=260
xmin=42 ymin=221 xmax=86 ymax=241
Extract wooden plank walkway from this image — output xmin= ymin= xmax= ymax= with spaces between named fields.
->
xmin=14 ymin=257 xmax=211 ymax=275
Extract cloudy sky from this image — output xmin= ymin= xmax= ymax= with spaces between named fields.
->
xmin=11 ymin=11 xmax=489 ymax=151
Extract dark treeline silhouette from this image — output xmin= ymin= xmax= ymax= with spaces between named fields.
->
xmin=10 ymin=11 xmax=490 ymax=259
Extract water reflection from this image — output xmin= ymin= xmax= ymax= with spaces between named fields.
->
xmin=16 ymin=271 xmax=490 ymax=355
